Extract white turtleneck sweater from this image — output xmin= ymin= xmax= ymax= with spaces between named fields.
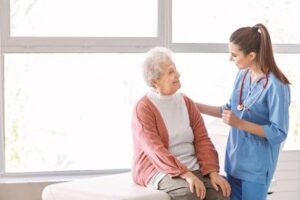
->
xmin=146 ymin=89 xmax=199 ymax=189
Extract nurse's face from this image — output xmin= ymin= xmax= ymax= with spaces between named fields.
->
xmin=228 ymin=42 xmax=256 ymax=69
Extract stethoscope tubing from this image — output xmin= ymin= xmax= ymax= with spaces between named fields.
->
xmin=238 ymin=69 xmax=269 ymax=111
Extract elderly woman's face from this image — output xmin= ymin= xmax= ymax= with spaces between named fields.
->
xmin=153 ymin=61 xmax=181 ymax=95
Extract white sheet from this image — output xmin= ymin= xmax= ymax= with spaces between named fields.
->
xmin=42 ymin=172 xmax=170 ymax=200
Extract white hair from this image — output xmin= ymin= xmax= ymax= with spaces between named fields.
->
xmin=142 ymin=46 xmax=173 ymax=87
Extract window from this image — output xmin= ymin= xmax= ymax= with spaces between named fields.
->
xmin=1 ymin=0 xmax=299 ymax=178
xmin=1 ymin=0 xmax=162 ymax=175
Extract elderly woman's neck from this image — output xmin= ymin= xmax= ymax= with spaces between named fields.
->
xmin=151 ymin=88 xmax=176 ymax=97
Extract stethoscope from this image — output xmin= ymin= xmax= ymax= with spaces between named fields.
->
xmin=237 ymin=69 xmax=269 ymax=111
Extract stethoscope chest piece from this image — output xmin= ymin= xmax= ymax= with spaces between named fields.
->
xmin=237 ymin=104 xmax=244 ymax=111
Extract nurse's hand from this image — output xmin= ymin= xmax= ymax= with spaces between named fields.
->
xmin=209 ymin=172 xmax=231 ymax=198
xmin=221 ymin=109 xmax=241 ymax=128
xmin=222 ymin=108 xmax=266 ymax=138
xmin=180 ymin=171 xmax=206 ymax=199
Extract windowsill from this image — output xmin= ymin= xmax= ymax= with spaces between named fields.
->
xmin=283 ymin=143 xmax=300 ymax=151
xmin=0 ymin=174 xmax=94 ymax=184
xmin=0 ymin=169 xmax=131 ymax=184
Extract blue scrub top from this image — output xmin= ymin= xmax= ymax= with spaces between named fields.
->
xmin=223 ymin=69 xmax=290 ymax=185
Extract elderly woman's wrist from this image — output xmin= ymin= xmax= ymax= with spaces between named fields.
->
xmin=179 ymin=171 xmax=192 ymax=179
xmin=208 ymin=171 xmax=219 ymax=179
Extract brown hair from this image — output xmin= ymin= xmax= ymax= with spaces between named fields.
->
xmin=230 ymin=23 xmax=290 ymax=84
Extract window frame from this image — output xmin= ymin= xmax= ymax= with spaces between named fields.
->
xmin=1 ymin=0 xmax=300 ymax=180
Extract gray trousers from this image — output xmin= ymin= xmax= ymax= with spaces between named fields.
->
xmin=158 ymin=170 xmax=229 ymax=200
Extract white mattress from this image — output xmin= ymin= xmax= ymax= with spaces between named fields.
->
xmin=42 ymin=172 xmax=170 ymax=200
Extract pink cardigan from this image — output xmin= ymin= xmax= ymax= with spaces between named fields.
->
xmin=132 ymin=94 xmax=219 ymax=186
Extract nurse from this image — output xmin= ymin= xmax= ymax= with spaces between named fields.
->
xmin=197 ymin=23 xmax=291 ymax=200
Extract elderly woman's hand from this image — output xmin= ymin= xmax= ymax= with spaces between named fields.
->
xmin=180 ymin=171 xmax=206 ymax=199
xmin=209 ymin=172 xmax=231 ymax=198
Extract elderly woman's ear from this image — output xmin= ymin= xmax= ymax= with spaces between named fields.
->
xmin=150 ymin=79 xmax=157 ymax=88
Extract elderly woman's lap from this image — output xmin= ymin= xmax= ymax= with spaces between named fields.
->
xmin=158 ymin=170 xmax=229 ymax=200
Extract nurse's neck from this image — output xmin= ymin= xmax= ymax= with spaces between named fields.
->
xmin=249 ymin=65 xmax=264 ymax=82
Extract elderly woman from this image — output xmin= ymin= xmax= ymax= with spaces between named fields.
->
xmin=132 ymin=46 xmax=231 ymax=200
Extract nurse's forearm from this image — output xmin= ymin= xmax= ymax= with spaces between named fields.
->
xmin=196 ymin=103 xmax=222 ymax=118
xmin=238 ymin=120 xmax=266 ymax=138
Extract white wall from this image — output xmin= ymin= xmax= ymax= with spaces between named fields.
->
xmin=268 ymin=150 xmax=300 ymax=200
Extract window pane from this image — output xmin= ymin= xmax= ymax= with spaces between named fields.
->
xmin=173 ymin=0 xmax=300 ymax=43
xmin=4 ymin=53 xmax=147 ymax=172
xmin=173 ymin=53 xmax=237 ymax=125
xmin=10 ymin=0 xmax=157 ymax=37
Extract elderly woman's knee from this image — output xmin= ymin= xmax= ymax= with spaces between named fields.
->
xmin=206 ymin=190 xmax=230 ymax=200
xmin=168 ymin=187 xmax=198 ymax=200
xmin=216 ymin=195 xmax=230 ymax=200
